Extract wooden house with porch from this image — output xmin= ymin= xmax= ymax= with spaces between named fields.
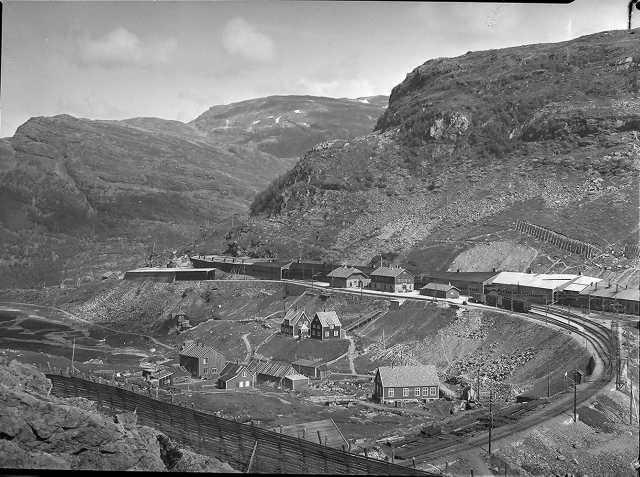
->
xmin=369 ymin=266 xmax=414 ymax=293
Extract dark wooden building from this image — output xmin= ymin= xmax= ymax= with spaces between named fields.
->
xmin=280 ymin=308 xmax=311 ymax=338
xmin=369 ymin=266 xmax=414 ymax=293
xmin=292 ymin=358 xmax=330 ymax=379
xmin=178 ymin=343 xmax=226 ymax=379
xmin=310 ymin=311 xmax=342 ymax=340
xmin=415 ymin=271 xmax=499 ymax=301
xmin=373 ymin=365 xmax=440 ymax=404
xmin=420 ymin=282 xmax=461 ymax=299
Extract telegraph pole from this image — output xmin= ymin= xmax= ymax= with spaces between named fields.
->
xmin=488 ymin=385 xmax=493 ymax=455
xmin=574 ymin=373 xmax=577 ymax=423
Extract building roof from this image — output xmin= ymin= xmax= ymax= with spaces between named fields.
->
xmin=377 ymin=365 xmax=439 ymax=388
xmin=284 ymin=373 xmax=309 ymax=382
xmin=249 ymin=359 xmax=296 ymax=378
xmin=292 ymin=358 xmax=326 ymax=368
xmin=282 ymin=308 xmax=309 ymax=327
xmin=218 ymin=362 xmax=249 ymax=382
xmin=417 ymin=271 xmax=499 ymax=284
xmin=483 ymin=272 xmax=576 ymax=290
xmin=152 ymin=368 xmax=174 ymax=380
xmin=370 ymin=266 xmax=413 ymax=278
xmin=327 ymin=266 xmax=367 ymax=279
xmin=420 ymin=282 xmax=460 ymax=292
xmin=613 ymin=287 xmax=640 ymax=302
xmin=127 ymin=267 xmax=215 ymax=273
xmin=170 ymin=365 xmax=191 ymax=378
xmin=314 ymin=311 xmax=342 ymax=327
xmin=579 ymin=282 xmax=640 ymax=301
xmin=179 ymin=342 xmax=224 ymax=360
xmin=556 ymin=275 xmax=602 ymax=293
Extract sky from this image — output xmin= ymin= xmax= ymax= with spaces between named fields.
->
xmin=0 ymin=0 xmax=633 ymax=137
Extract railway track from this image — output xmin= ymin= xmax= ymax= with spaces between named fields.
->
xmin=385 ymin=305 xmax=615 ymax=467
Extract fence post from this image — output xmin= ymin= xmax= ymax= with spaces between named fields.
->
xmin=245 ymin=441 xmax=258 ymax=473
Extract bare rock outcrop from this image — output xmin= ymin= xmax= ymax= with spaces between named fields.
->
xmin=0 ymin=358 xmax=237 ymax=472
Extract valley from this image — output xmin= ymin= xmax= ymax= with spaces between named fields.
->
xmin=1 ymin=21 xmax=639 ymax=476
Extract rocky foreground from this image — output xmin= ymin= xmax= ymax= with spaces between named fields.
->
xmin=0 ymin=358 xmax=237 ymax=472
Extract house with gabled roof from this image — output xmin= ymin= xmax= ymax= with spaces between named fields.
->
xmin=217 ymin=362 xmax=254 ymax=390
xmin=310 ymin=311 xmax=342 ymax=340
xmin=280 ymin=307 xmax=311 ymax=338
xmin=420 ymin=282 xmax=461 ymax=299
xmin=373 ymin=365 xmax=440 ymax=404
xmin=326 ymin=266 xmax=371 ymax=289
xmin=178 ymin=342 xmax=226 ymax=380
xmin=369 ymin=266 xmax=414 ymax=293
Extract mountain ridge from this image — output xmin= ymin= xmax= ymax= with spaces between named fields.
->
xmin=238 ymin=29 xmax=639 ymax=277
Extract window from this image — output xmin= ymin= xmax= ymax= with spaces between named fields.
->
xmin=212 ymin=368 xmax=217 ymax=374
xmin=388 ymin=388 xmax=394 ymax=397
xmin=422 ymin=387 xmax=428 ymax=396
xmin=429 ymin=386 xmax=437 ymax=397
xmin=333 ymin=330 xmax=338 ymax=336
xmin=325 ymin=331 xmax=329 ymax=337
xmin=242 ymin=371 xmax=247 ymax=377
xmin=239 ymin=381 xmax=244 ymax=388
xmin=403 ymin=388 xmax=409 ymax=397
xmin=414 ymin=388 xmax=420 ymax=397
xmin=203 ymin=368 xmax=208 ymax=375
xmin=202 ymin=358 xmax=208 ymax=365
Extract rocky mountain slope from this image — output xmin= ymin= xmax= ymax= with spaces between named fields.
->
xmin=189 ymin=95 xmax=387 ymax=158
xmin=0 ymin=358 xmax=236 ymax=472
xmin=0 ymin=96 xmax=385 ymax=289
xmin=244 ymin=29 xmax=640 ymax=277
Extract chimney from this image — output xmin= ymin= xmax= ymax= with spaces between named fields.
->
xmin=607 ymin=280 xmax=611 ymax=288
xmin=616 ymin=284 xmax=619 ymax=292
xmin=456 ymin=269 xmax=460 ymax=273
xmin=595 ymin=282 xmax=598 ymax=290
xmin=492 ymin=267 xmax=496 ymax=273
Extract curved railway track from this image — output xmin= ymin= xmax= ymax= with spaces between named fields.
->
xmin=389 ymin=305 xmax=614 ymax=467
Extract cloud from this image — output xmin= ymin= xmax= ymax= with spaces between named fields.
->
xmin=221 ymin=17 xmax=275 ymax=62
xmin=77 ymin=27 xmax=177 ymax=68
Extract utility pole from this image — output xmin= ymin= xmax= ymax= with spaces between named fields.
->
xmin=574 ymin=373 xmax=577 ymax=423
xmin=71 ymin=337 xmax=76 ymax=373
xmin=488 ymin=385 xmax=493 ymax=455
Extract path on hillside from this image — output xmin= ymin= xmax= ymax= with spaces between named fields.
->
xmin=241 ymin=333 xmax=252 ymax=362
xmin=0 ymin=301 xmax=174 ymax=351
xmin=346 ymin=336 xmax=357 ymax=374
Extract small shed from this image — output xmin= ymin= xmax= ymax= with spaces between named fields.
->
xmin=283 ymin=373 xmax=309 ymax=391
xmin=292 ymin=358 xmax=329 ymax=379
xmin=420 ymin=282 xmax=461 ymax=299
